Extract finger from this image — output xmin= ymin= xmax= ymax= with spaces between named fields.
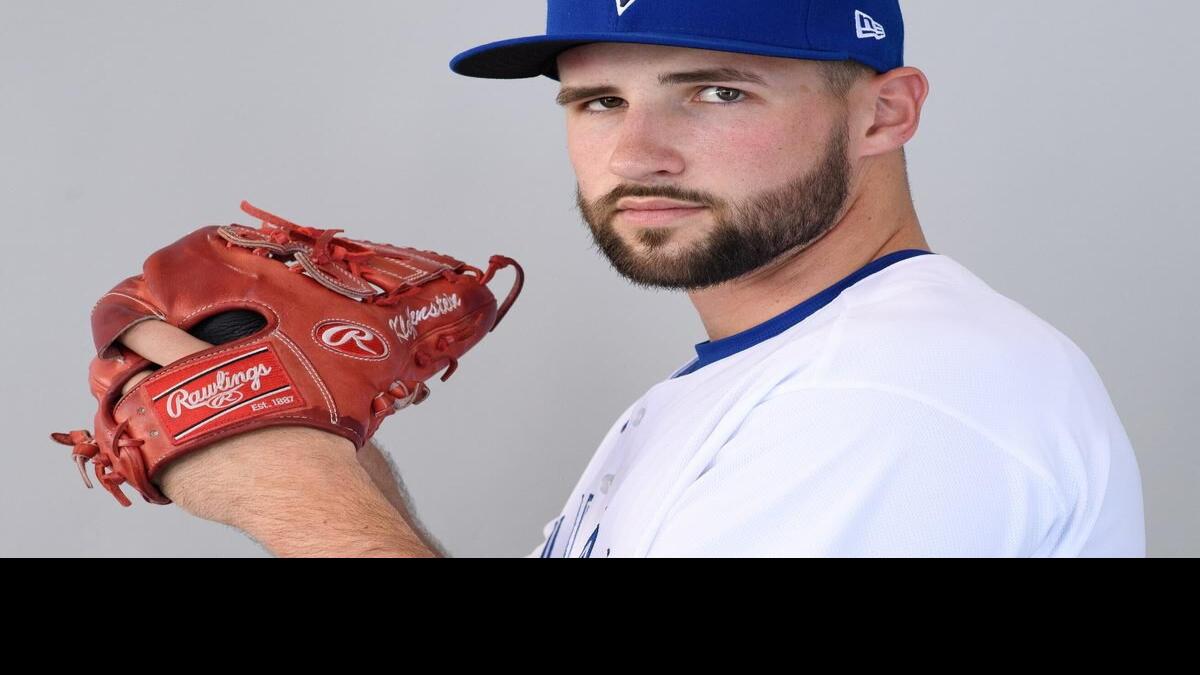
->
xmin=120 ymin=319 xmax=214 ymax=366
xmin=118 ymin=321 xmax=215 ymax=397
xmin=121 ymin=369 xmax=154 ymax=397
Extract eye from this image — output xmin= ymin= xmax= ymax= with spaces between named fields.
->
xmin=582 ymin=96 xmax=626 ymax=113
xmin=578 ymin=87 xmax=748 ymax=114
xmin=697 ymin=86 xmax=747 ymax=104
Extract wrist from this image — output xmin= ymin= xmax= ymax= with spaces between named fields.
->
xmin=157 ymin=426 xmax=436 ymax=557
xmin=156 ymin=426 xmax=354 ymax=527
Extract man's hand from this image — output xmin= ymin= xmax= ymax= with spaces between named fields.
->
xmin=116 ymin=320 xmax=438 ymax=557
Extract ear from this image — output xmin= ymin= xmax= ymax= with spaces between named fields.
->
xmin=854 ymin=66 xmax=930 ymax=158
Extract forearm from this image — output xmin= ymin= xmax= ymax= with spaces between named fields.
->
xmin=356 ymin=440 xmax=447 ymax=556
xmin=159 ymin=427 xmax=439 ymax=558
xmin=358 ymin=440 xmax=411 ymax=516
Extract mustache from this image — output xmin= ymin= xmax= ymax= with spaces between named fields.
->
xmin=584 ymin=184 xmax=723 ymax=215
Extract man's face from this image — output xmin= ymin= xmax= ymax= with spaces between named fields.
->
xmin=558 ymin=43 xmax=855 ymax=291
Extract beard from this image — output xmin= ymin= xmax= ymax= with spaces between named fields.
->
xmin=575 ymin=117 xmax=852 ymax=291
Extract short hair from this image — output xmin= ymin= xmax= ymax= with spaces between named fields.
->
xmin=817 ymin=59 xmax=877 ymax=102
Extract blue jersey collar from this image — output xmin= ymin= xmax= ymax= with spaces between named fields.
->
xmin=673 ymin=249 xmax=934 ymax=379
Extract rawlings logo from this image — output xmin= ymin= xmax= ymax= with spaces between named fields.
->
xmin=389 ymin=293 xmax=462 ymax=342
xmin=146 ymin=345 xmax=305 ymax=445
xmin=165 ymin=364 xmax=271 ymax=419
xmin=316 ymin=321 xmax=389 ymax=359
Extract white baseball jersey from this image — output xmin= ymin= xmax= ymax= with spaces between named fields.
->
xmin=531 ymin=249 xmax=1145 ymax=557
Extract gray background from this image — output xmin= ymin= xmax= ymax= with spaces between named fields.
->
xmin=2 ymin=1 xmax=1195 ymax=557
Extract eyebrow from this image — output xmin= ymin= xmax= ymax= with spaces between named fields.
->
xmin=555 ymin=67 xmax=770 ymax=106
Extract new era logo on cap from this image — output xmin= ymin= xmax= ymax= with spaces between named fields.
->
xmin=616 ymin=0 xmax=638 ymax=17
xmin=855 ymin=10 xmax=887 ymax=40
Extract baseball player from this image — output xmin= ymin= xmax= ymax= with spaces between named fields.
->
xmin=75 ymin=0 xmax=1145 ymax=557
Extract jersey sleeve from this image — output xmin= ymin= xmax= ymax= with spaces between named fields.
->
xmin=644 ymin=385 xmax=1068 ymax=557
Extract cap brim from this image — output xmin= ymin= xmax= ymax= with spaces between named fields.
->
xmin=449 ymin=33 xmax=860 ymax=81
xmin=450 ymin=35 xmax=598 ymax=80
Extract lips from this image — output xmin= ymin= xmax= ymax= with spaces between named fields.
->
xmin=616 ymin=205 xmax=707 ymax=227
xmin=616 ymin=198 xmax=705 ymax=211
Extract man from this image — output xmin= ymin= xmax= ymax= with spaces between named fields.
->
xmin=114 ymin=0 xmax=1145 ymax=556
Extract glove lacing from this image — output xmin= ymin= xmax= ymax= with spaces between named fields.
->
xmin=238 ymin=202 xmax=524 ymax=394
xmin=238 ymin=200 xmax=523 ymax=329
xmin=239 ymin=200 xmax=485 ymax=305
xmin=50 ymin=420 xmax=154 ymax=507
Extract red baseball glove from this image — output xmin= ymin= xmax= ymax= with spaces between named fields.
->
xmin=51 ymin=200 xmax=523 ymax=506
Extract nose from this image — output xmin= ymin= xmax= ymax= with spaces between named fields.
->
xmin=607 ymin=107 xmax=686 ymax=182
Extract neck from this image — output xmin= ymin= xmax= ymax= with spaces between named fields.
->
xmin=687 ymin=159 xmax=928 ymax=342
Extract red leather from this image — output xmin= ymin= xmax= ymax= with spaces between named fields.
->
xmin=52 ymin=200 xmax=524 ymax=506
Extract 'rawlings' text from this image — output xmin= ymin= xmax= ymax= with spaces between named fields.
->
xmin=166 ymin=364 xmax=272 ymax=418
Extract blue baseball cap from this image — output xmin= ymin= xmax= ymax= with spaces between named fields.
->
xmin=450 ymin=0 xmax=904 ymax=80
